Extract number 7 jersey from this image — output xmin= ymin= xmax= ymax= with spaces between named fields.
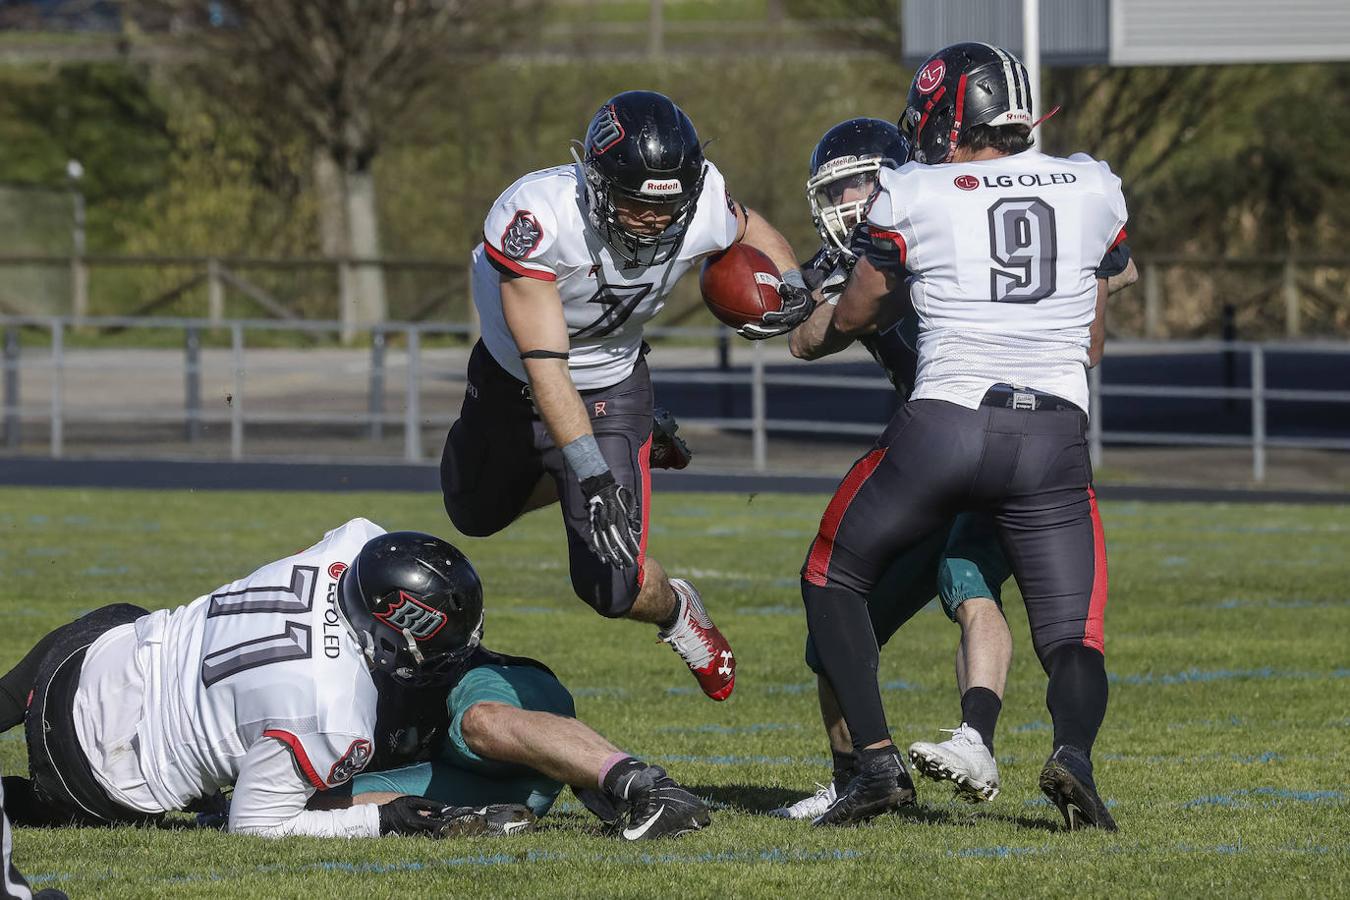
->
xmin=863 ymin=150 xmax=1127 ymax=414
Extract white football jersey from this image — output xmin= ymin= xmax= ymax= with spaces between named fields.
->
xmin=473 ymin=161 xmax=740 ymax=389
xmin=72 ymin=518 xmax=385 ymax=833
xmin=864 ymin=150 xmax=1127 ymax=413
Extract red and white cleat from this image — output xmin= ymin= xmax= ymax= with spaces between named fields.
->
xmin=660 ymin=578 xmax=735 ymax=701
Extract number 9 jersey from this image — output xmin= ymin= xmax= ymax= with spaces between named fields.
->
xmin=862 ymin=150 xmax=1127 ymax=414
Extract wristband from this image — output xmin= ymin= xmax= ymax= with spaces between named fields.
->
xmin=562 ymin=433 xmax=609 ymax=481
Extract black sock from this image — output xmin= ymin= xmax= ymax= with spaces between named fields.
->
xmin=657 ymin=589 xmax=684 ymax=632
xmin=960 ymin=687 xmax=1003 ymax=754
xmin=0 ymin=627 xmax=66 ymax=732
xmin=601 ymin=756 xmax=649 ymax=799
xmin=802 ymin=582 xmax=890 ymax=748
xmin=1046 ymin=644 xmax=1108 ymax=758
xmin=830 ymin=749 xmax=857 ymax=792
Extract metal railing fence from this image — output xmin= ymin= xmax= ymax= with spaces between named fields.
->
xmin=2 ymin=315 xmax=1349 ymax=482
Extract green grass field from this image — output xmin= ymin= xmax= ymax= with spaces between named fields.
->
xmin=2 ymin=487 xmax=1347 ymax=898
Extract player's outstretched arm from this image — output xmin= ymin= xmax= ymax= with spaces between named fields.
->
xmin=831 ymin=255 xmax=894 ymax=337
xmin=734 ymin=206 xmax=815 ymax=339
xmin=228 ymin=737 xmax=383 ymax=838
xmin=789 ymin=298 xmax=854 ymax=361
xmin=501 ymin=275 xmax=639 ymax=568
xmin=458 ymin=702 xmax=624 ymax=788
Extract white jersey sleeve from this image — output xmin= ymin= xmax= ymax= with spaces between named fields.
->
xmin=481 ymin=172 xmax=564 ymax=282
xmin=228 ymin=736 xmax=381 ymax=838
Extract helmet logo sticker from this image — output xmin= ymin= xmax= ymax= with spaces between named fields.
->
xmin=640 ymin=178 xmax=684 ymax=196
xmin=587 ymin=104 xmax=625 ymax=155
xmin=954 ymin=174 xmax=980 ymax=191
xmin=375 ymin=591 xmax=449 ymax=641
xmin=500 ymin=210 xmax=544 ymax=260
xmin=916 ymin=58 xmax=946 ymax=94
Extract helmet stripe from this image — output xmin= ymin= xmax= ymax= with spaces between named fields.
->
xmin=996 ymin=46 xmax=1023 ymax=113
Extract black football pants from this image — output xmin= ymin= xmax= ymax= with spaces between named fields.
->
xmin=801 ymin=395 xmax=1109 ymax=752
xmin=441 ymin=341 xmax=654 ymax=618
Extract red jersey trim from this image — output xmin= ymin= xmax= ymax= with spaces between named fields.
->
xmin=1109 ymin=228 xmax=1128 ymax=251
xmin=804 ymin=448 xmax=888 ymax=587
xmin=1084 ymin=486 xmax=1109 ymax=654
xmin=263 ymin=728 xmax=329 ymax=790
xmin=483 ymin=241 xmax=557 ymax=282
xmin=868 ymin=228 xmax=908 ymax=267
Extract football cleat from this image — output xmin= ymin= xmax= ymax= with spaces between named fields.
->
xmin=659 ymin=579 xmax=735 ymax=700
xmin=1039 ymin=745 xmax=1117 ymax=832
xmin=649 ymin=407 xmax=693 ymax=470
xmin=615 ymin=765 xmax=711 ymax=840
xmin=908 ymin=723 xmax=1001 ymax=802
xmin=769 ymin=782 xmax=837 ymax=820
xmin=812 ymin=747 xmax=916 ymax=827
xmin=438 ymin=803 xmax=537 ymax=837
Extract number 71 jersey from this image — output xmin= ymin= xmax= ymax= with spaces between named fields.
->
xmin=864 ymin=150 xmax=1127 ymax=414
xmin=104 ymin=518 xmax=385 ymax=811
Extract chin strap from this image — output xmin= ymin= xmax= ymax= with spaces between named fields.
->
xmin=402 ymin=628 xmax=426 ymax=665
xmin=1032 ymin=105 xmax=1062 ymax=129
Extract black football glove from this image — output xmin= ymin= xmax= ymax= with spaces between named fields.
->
xmin=378 ymin=795 xmax=457 ymax=836
xmin=738 ymin=268 xmax=815 ymax=340
xmin=580 ymin=471 xmax=641 ymax=569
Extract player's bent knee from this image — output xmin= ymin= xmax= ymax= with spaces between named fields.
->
xmin=458 ymin=701 xmax=513 ymax=753
xmin=443 ymin=494 xmax=500 ymax=538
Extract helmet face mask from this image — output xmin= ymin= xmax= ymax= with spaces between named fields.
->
xmin=336 ymin=532 xmax=485 ymax=689
xmin=576 ymin=91 xmax=707 ymax=269
xmin=807 ymin=118 xmax=911 ymax=256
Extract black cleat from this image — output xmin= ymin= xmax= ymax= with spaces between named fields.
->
xmin=437 ymin=803 xmax=537 ymax=837
xmin=649 ymin=407 xmax=693 ymax=470
xmin=615 ymin=765 xmax=711 ymax=840
xmin=1039 ymin=746 xmax=1117 ymax=832
xmin=812 ymin=747 xmax=916 ymax=827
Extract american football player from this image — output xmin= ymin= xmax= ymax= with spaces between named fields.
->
xmin=440 ymin=90 xmax=811 ymax=702
xmin=0 ymin=521 xmax=531 ymax=839
xmin=324 ymin=589 xmax=712 ymax=841
xmin=798 ymin=43 xmax=1135 ymax=830
xmin=771 ymin=118 xmax=1014 ymax=817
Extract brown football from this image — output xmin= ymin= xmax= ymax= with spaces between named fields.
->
xmin=699 ymin=243 xmax=783 ymax=329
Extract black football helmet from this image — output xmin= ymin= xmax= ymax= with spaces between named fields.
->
xmin=574 ymin=90 xmax=706 ymax=268
xmin=807 ymin=118 xmax=911 ymax=255
xmin=901 ymin=42 xmax=1034 ymax=165
xmin=336 ymin=532 xmax=484 ymax=688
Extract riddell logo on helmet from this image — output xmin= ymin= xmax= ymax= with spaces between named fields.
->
xmin=953 ymin=175 xmax=980 ymax=191
xmin=375 ymin=591 xmax=448 ymax=641
xmin=916 ymin=59 xmax=946 ymax=94
xmin=641 ymin=178 xmax=684 ymax=196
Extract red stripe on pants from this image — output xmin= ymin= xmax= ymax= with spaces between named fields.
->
xmin=804 ymin=448 xmax=887 ymax=587
xmin=1084 ymin=486 xmax=1109 ymax=653
xmin=635 ymin=433 xmax=653 ymax=588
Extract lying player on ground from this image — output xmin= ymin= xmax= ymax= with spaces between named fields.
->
xmin=798 ymin=43 xmax=1136 ymax=830
xmin=0 ymin=520 xmax=533 ymax=838
xmin=440 ymin=90 xmax=809 ymax=702
xmin=314 ymin=537 xmax=712 ymax=841
xmin=771 ymin=119 xmax=1015 ymax=817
